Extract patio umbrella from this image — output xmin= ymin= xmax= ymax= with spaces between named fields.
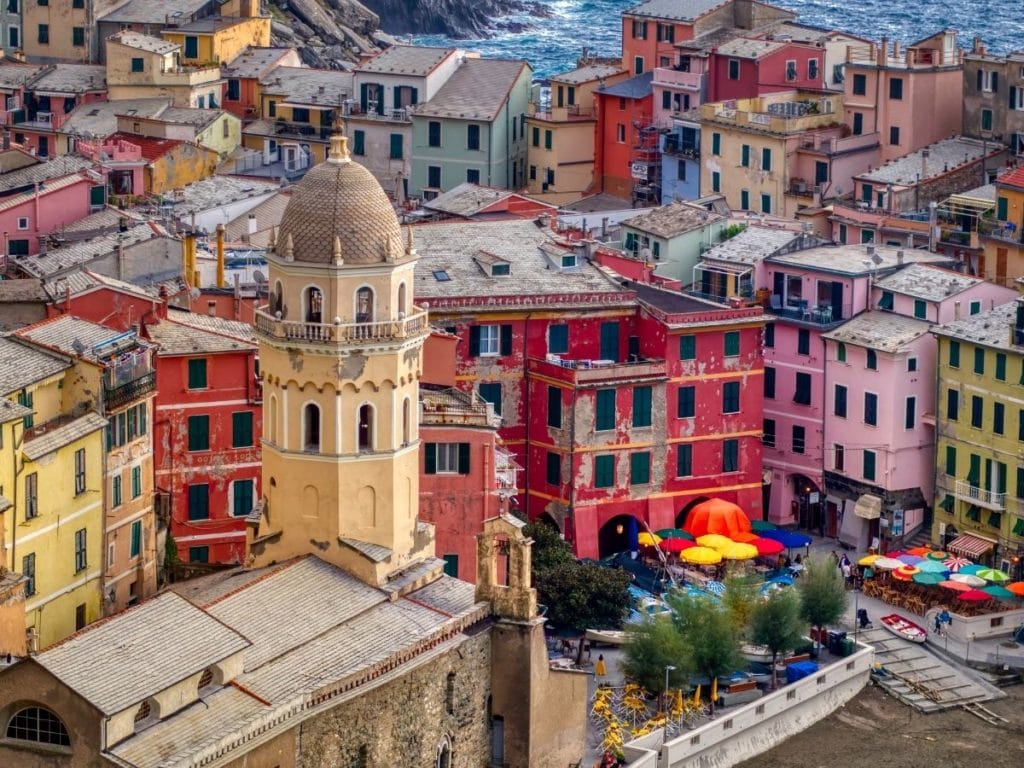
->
xmin=982 ymin=585 xmax=1015 ymax=600
xmin=721 ymin=542 xmax=758 ymax=561
xmin=926 ymin=550 xmax=951 ymax=561
xmin=681 ymin=546 xmax=722 ymax=565
xmin=751 ymin=520 xmax=777 ymax=532
xmin=705 ymin=581 xmax=727 ymax=596
xmin=956 ymin=589 xmax=990 ymax=602
xmin=656 ymin=528 xmax=695 ymax=541
xmin=886 ymin=550 xmax=906 ymax=559
xmin=897 ymin=554 xmax=924 ymax=565
xmin=915 ymin=559 xmax=949 ymax=575
xmin=697 ymin=533 xmax=735 ymax=551
xmin=752 ymin=537 xmax=785 ymax=556
xmin=761 ymin=529 xmax=812 ymax=549
xmin=732 ymin=531 xmax=760 ymax=543
xmin=950 ymin=573 xmax=986 ymax=587
xmin=1006 ymin=582 xmax=1024 ymax=597
xmin=873 ymin=556 xmax=904 ymax=571
xmin=637 ymin=532 xmax=661 ymax=547
xmin=939 ymin=579 xmax=971 ymax=592
xmin=858 ymin=554 xmax=880 ymax=567
xmin=958 ymin=564 xmax=985 ymax=576
xmin=892 ymin=564 xmax=920 ymax=581
xmin=907 ymin=546 xmax=932 ymax=557
xmin=942 ymin=556 xmax=971 ymax=572
xmin=659 ymin=538 xmax=695 ymax=553
xmin=912 ymin=572 xmax=944 ymax=586
xmin=683 ymin=498 xmax=752 ymax=538
xmin=976 ymin=568 xmax=1010 ymax=583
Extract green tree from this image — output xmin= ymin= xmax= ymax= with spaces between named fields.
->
xmin=534 ymin=561 xmax=632 ymax=632
xmin=749 ymin=588 xmax=805 ymax=688
xmin=721 ymin=573 xmax=759 ymax=638
xmin=668 ymin=593 xmax=741 ymax=713
xmin=798 ymin=556 xmax=848 ymax=649
xmin=523 ymin=522 xmax=574 ymax=573
xmin=622 ymin=616 xmax=691 ymax=709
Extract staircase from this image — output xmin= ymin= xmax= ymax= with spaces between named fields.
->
xmin=902 ymin=526 xmax=933 ymax=550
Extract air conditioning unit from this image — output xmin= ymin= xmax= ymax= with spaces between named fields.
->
xmin=37 ymin=111 xmax=52 ymax=125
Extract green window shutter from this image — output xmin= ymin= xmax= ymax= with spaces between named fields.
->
xmin=132 ymin=466 xmax=141 ymax=497
xmin=761 ymin=147 xmax=771 ymax=172
xmin=949 ymin=340 xmax=960 ymax=367
xmin=863 ymin=450 xmax=876 ymax=481
xmin=967 ymin=454 xmax=980 ymax=485
xmin=677 ymin=386 xmax=695 ymax=418
xmin=90 ymin=185 xmax=105 ymax=206
xmin=232 ymin=412 xmax=253 ymax=447
xmin=722 ymin=439 xmax=738 ymax=472
xmin=974 ymin=347 xmax=985 ymax=374
xmin=188 ymin=484 xmax=209 ymax=520
xmin=914 ymin=299 xmax=926 ymax=319
xmin=1013 ymin=517 xmax=1024 ymax=536
xmin=457 ymin=442 xmax=470 ymax=474
xmin=630 ymin=452 xmax=650 ymax=485
xmin=187 ymin=358 xmax=207 ymax=388
xmin=712 ymin=132 xmax=720 ymax=155
xmin=390 ymin=133 xmax=403 ymax=159
xmin=741 ymin=144 xmax=749 ymax=166
xmin=138 ymin=403 xmax=147 ymax=435
xmin=945 ymin=445 xmax=956 ymax=476
xmin=997 ymin=196 xmax=1008 ymax=220
xmin=547 ymin=386 xmax=562 ymax=428
xmin=234 ymin=479 xmax=254 ymax=516
xmin=676 ymin=444 xmax=692 ymax=477
xmin=469 ymin=325 xmax=481 ymax=356
xmin=112 ymin=476 xmax=122 ymax=506
xmin=724 ymin=331 xmax=739 ymax=357
xmin=118 ymin=413 xmax=126 ymax=445
xmin=712 ymin=171 xmax=720 ymax=192
xmin=187 ymin=415 xmax=209 ymax=451
xmin=442 ymin=554 xmax=458 ymax=576
xmin=353 ymin=130 xmax=365 ymax=155
xmin=106 ymin=418 xmax=114 ymax=451
xmin=478 ymin=383 xmax=502 ymax=415
xmin=632 ymin=386 xmax=652 ymax=427
xmin=596 ymin=389 xmax=616 ymax=430
xmin=679 ymin=334 xmax=696 ymax=360
xmin=594 ymin=455 xmax=615 ymax=488
xmin=500 ymin=325 xmax=513 ymax=356
xmin=546 ymin=451 xmax=560 ymax=485
xmin=130 ymin=520 xmax=141 ymax=557
xmin=425 ymin=443 xmax=437 ymax=474
xmin=996 ymin=353 xmax=1007 ymax=381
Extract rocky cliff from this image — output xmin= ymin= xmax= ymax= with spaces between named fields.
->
xmin=360 ymin=0 xmax=550 ymax=38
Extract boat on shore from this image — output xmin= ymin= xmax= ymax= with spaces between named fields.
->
xmin=585 ymin=628 xmax=627 ymax=645
xmin=880 ymin=613 xmax=927 ymax=643
xmin=741 ymin=644 xmax=774 ymax=664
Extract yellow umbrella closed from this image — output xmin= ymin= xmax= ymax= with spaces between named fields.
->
xmin=692 ymin=684 xmax=701 ymax=706
xmin=696 ymin=533 xmax=734 ymax=551
xmin=681 ymin=546 xmax=723 ymax=565
xmin=721 ymin=542 xmax=758 ymax=560
xmin=638 ymin=532 xmax=661 ymax=547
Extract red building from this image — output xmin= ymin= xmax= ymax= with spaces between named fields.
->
xmin=708 ymin=38 xmax=826 ymax=101
xmin=143 ymin=307 xmax=261 ymax=565
xmin=413 ymin=218 xmax=766 ymax=559
xmin=594 ymin=74 xmax=655 ymax=202
xmin=221 ymin=47 xmax=301 ymax=120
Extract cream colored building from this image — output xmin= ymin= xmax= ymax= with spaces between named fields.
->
xmin=106 ymin=32 xmax=223 ymax=109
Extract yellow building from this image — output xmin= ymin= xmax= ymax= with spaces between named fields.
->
xmin=13 ymin=318 xmax=159 ymax=616
xmin=932 ymin=298 xmax=1024 ymax=579
xmin=980 ymin=167 xmax=1024 ymax=288
xmin=115 ymin=108 xmax=242 ymax=159
xmin=106 ymin=32 xmax=224 ymax=109
xmin=248 ymin=131 xmax=435 ymax=586
xmin=161 ymin=16 xmax=270 ymax=67
xmin=0 ymin=337 xmax=105 ymax=649
xmin=525 ymin=64 xmax=627 ymax=198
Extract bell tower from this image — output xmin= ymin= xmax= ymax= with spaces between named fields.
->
xmin=248 ymin=132 xmax=434 ymax=586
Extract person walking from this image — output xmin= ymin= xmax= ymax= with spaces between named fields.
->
xmin=595 ymin=654 xmax=607 ymax=684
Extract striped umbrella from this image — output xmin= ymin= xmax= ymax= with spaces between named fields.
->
xmin=926 ymin=550 xmax=951 ymax=561
xmin=977 ymin=568 xmax=1010 ymax=583
xmin=893 ymin=564 xmax=921 ymax=581
xmin=942 ymin=556 xmax=971 ymax=572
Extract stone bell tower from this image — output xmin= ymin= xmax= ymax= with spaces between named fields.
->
xmin=248 ymin=131 xmax=435 ymax=586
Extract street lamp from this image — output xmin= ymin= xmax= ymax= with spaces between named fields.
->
xmin=664 ymin=665 xmax=676 ymax=713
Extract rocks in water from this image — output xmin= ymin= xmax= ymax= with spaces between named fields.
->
xmin=360 ymin=0 xmax=545 ymax=38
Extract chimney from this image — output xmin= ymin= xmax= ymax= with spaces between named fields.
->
xmin=954 ymin=300 xmax=961 ymax=320
xmin=207 ymin=300 xmax=217 ymax=317
xmin=892 ymin=40 xmax=901 ymax=60
xmin=877 ymin=36 xmax=888 ymax=66
xmin=157 ymin=284 xmax=170 ymax=319
xmin=117 ymin=239 xmax=126 ymax=280
xmin=972 ymin=37 xmax=985 ymax=56
xmin=215 ymin=223 xmax=226 ymax=289
xmin=248 ymin=213 xmax=258 ymax=236
xmin=921 ymin=148 xmax=930 ymax=183
xmin=896 ymin=249 xmax=904 ymax=264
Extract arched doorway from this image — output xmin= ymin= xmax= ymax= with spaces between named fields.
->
xmin=303 ymin=403 xmax=320 ymax=452
xmin=675 ymin=496 xmax=710 ymax=530
xmin=304 ymin=285 xmax=322 ymax=323
xmin=598 ymin=515 xmax=638 ymax=559
xmin=790 ymin=474 xmax=822 ymax=534
xmin=358 ymin=404 xmax=373 ymax=451
xmin=355 ymin=286 xmax=374 ymax=323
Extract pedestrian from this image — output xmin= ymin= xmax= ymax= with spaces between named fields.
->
xmin=939 ymin=608 xmax=951 ymax=630
xmin=933 ymin=612 xmax=944 ymax=636
xmin=595 ymin=653 xmax=607 ymax=683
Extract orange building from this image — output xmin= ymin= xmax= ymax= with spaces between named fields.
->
xmin=981 ymin=167 xmax=1024 ymax=287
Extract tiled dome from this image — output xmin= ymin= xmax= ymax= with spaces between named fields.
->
xmin=276 ymin=135 xmax=403 ymax=265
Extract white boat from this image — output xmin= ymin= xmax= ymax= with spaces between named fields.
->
xmin=740 ymin=644 xmax=774 ymax=664
xmin=585 ymin=628 xmax=627 ymax=645
xmin=881 ymin=614 xmax=927 ymax=644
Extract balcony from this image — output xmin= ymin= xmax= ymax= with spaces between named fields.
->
xmin=494 ymin=447 xmax=519 ymax=497
xmin=652 ymin=67 xmax=704 ymax=90
xmin=345 ymin=105 xmax=412 ymax=123
xmin=954 ymin=479 xmax=1006 ymax=511
xmin=978 ymin=219 xmax=1024 ymax=245
xmin=271 ymin=120 xmax=333 ymax=141
xmin=104 ymin=371 xmax=156 ymax=410
xmin=254 ymin=307 xmax=428 ymax=345
xmin=663 ymin=135 xmax=699 ymax=159
xmin=765 ymin=296 xmax=851 ymax=328
xmin=528 ymin=356 xmax=667 ymax=387
xmin=526 ymin=102 xmax=595 ymax=122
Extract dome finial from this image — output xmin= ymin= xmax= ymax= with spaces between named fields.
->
xmin=283 ymin=233 xmax=294 ymax=261
xmin=332 ymin=235 xmax=344 ymax=265
xmin=328 ymin=110 xmax=350 ymax=164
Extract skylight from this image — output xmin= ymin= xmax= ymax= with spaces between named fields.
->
xmin=433 ymin=270 xmax=451 ymax=282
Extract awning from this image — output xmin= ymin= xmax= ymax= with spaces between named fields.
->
xmin=939 ymin=494 xmax=954 ymax=511
xmin=854 ymin=493 xmax=882 ymax=520
xmin=947 ymin=532 xmax=997 ymax=558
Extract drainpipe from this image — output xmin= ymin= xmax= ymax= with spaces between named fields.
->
xmin=820 ymin=331 xmax=829 ymax=533
xmin=215 ymin=223 xmax=226 ymax=289
xmin=521 ymin=313 xmax=533 ymax=518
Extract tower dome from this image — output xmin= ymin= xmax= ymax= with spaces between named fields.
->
xmin=276 ymin=134 xmax=404 ymax=265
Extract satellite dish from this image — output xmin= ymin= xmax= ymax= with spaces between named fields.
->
xmin=189 ymin=287 xmax=202 ymax=299
xmin=253 ymin=269 xmax=267 ymax=283
xmin=71 ymin=338 xmax=86 ymax=356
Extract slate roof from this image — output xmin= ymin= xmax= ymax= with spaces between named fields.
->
xmin=0 ymin=173 xmax=93 ymax=216
xmin=423 ymin=182 xmax=525 ymax=217
xmin=0 ymin=278 xmax=48 ymax=302
xmin=715 ymin=37 xmax=787 ymax=59
xmin=0 ymin=397 xmax=32 ymax=423
xmin=31 ymin=64 xmax=106 ymax=95
xmin=412 ymin=219 xmax=625 ymax=300
xmin=13 ymin=315 xmax=145 ymax=363
xmin=0 ymin=149 xmax=41 ymax=174
xmin=629 ymin=280 xmax=733 ymax=316
xmin=858 ymin=136 xmax=999 ymax=186
xmin=700 ymin=225 xmax=803 ymax=265
xmin=22 ymin=411 xmax=108 ymax=460
xmin=17 ymin=221 xmax=171 ymax=278
xmin=0 ymin=336 xmax=70 ymax=394
xmin=0 ymin=155 xmax=94 ymax=194
xmin=146 ymin=315 xmax=255 ymax=354
xmin=165 ymin=308 xmax=255 ymax=343
xmin=621 ymin=201 xmax=724 ymax=238
xmin=553 ymin=63 xmax=625 ymax=85
xmin=0 ymin=63 xmax=47 ymax=91
xmin=45 ymin=268 xmax=157 ymax=301
xmin=821 ymin=311 xmax=931 ymax=353
xmin=932 ymin=300 xmax=1022 ymax=351
xmin=145 ymin=107 xmax=224 ymax=130
xmin=766 ymin=243 xmax=949 ymax=276
xmin=595 ymin=71 xmax=654 ymax=99
xmin=624 ymin=0 xmax=729 ymax=21
xmin=36 ymin=591 xmax=250 ymax=716
xmin=873 ymin=264 xmax=984 ymax=302
xmin=259 ymin=66 xmax=353 ymax=105
xmin=414 ymin=59 xmax=529 ymax=121
xmin=99 ymin=0 xmax=210 ymax=23
xmin=221 ymin=47 xmax=297 ymax=79
xmin=222 ymin=190 xmax=290 ymax=249
xmin=169 ymin=175 xmax=279 ymax=219
xmin=356 ymin=45 xmax=456 ymax=76
xmin=107 ymin=31 xmax=179 ymax=54
xmin=104 ymin=132 xmax=184 ymax=161
xmin=59 ymin=98 xmax=171 ymax=139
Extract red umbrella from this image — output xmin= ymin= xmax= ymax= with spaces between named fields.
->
xmin=942 ymin=555 xmax=971 ymax=572
xmin=939 ymin=579 xmax=971 ymax=592
xmin=752 ymin=537 xmax=785 ymax=556
xmin=957 ymin=589 xmax=991 ymax=602
xmin=683 ymin=498 xmax=752 ymax=538
xmin=659 ymin=538 xmax=695 ymax=553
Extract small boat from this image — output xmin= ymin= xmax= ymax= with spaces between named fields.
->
xmin=741 ymin=644 xmax=774 ymax=664
xmin=585 ymin=628 xmax=627 ymax=645
xmin=880 ymin=614 xmax=927 ymax=644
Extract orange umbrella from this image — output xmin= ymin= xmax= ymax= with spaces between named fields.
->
xmin=907 ymin=546 xmax=932 ymax=557
xmin=892 ymin=564 xmax=920 ymax=581
xmin=732 ymin=531 xmax=760 ymax=543
xmin=1006 ymin=582 xmax=1024 ymax=596
xmin=683 ymin=498 xmax=752 ymax=538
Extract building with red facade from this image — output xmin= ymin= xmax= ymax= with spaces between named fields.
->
xmin=594 ymin=73 xmax=656 ymax=203
xmin=143 ymin=307 xmax=260 ymax=565
xmin=707 ymin=37 xmax=826 ymax=102
xmin=412 ymin=217 xmax=766 ymax=558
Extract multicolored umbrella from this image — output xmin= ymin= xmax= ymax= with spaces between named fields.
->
xmin=950 ymin=573 xmax=986 ymax=587
xmin=956 ymin=589 xmax=991 ymax=602
xmin=858 ymin=554 xmax=880 ymax=567
xmin=681 ymin=546 xmax=723 ymax=565
xmin=751 ymin=520 xmax=777 ymax=532
xmin=912 ymin=572 xmax=944 ymax=586
xmin=659 ymin=538 xmax=695 ymax=553
xmin=897 ymin=554 xmax=924 ymax=565
xmin=915 ymin=559 xmax=949 ymax=575
xmin=977 ymin=568 xmax=1010 ymax=583
xmin=656 ymin=528 xmax=694 ymax=540
xmin=926 ymin=550 xmax=951 ymax=561
xmin=873 ymin=556 xmax=904 ymax=571
xmin=893 ymin=564 xmax=921 ymax=581
xmin=982 ymin=585 xmax=1015 ymax=600
xmin=1006 ymin=582 xmax=1024 ymax=597
xmin=939 ymin=579 xmax=971 ymax=592
xmin=942 ymin=556 xmax=971 ymax=572
xmin=705 ymin=581 xmax=726 ymax=596
xmin=751 ymin=537 xmax=785 ymax=556
xmin=697 ymin=534 xmax=735 ymax=551
xmin=721 ymin=542 xmax=758 ymax=561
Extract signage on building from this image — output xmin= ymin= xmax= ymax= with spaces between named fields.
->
xmin=630 ymin=162 xmax=648 ymax=180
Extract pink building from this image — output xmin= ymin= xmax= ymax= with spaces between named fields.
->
xmin=708 ymin=38 xmax=825 ymax=102
xmin=823 ymin=265 xmax=1016 ymax=551
xmin=76 ymin=137 xmax=146 ymax=199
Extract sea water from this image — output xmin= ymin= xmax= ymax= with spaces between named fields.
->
xmin=410 ymin=0 xmax=1024 ymax=79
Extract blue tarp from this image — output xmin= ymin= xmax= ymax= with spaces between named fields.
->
xmin=786 ymin=660 xmax=819 ymax=684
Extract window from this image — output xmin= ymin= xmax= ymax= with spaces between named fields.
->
xmin=5 ymin=706 xmax=70 ymax=747
xmin=785 ymin=59 xmax=797 ymax=81
xmin=188 ymin=484 xmax=209 ymax=520
xmin=596 ymin=389 xmax=616 ymax=430
xmin=974 ymin=347 xmax=986 ymax=375
xmin=37 ymin=23 xmax=48 ymax=44
xmin=74 ymin=528 xmax=86 ymax=572
xmin=467 ymin=124 xmax=480 ymax=151
xmin=864 ymin=392 xmax=878 ymax=426
xmin=25 ymin=472 xmax=37 ymax=519
xmin=632 ymin=386 xmax=652 ymax=427
xmin=905 ymin=396 xmax=916 ymax=429
xmin=427 ymin=165 xmax=442 ymax=189
xmin=728 ymin=59 xmax=740 ymax=80
xmin=760 ymin=194 xmax=771 ymax=214
xmin=547 ymin=386 xmax=562 ymax=428
xmin=907 ymin=357 xmax=917 ymax=372
xmin=631 ymin=19 xmax=647 ymax=38
xmin=679 ymin=334 xmax=696 ymax=360
xmin=863 ymin=450 xmax=876 ymax=481
xmin=724 ymin=331 xmax=739 ymax=357
xmin=428 ymin=121 xmax=441 ymax=147
xmin=994 ymin=402 xmax=1005 ymax=435
xmin=630 ymin=452 xmax=650 ymax=485
xmin=232 ymin=412 xmax=253 ymax=447
xmin=836 ymin=342 xmax=846 ymax=362
xmin=267 ymin=100 xmax=276 ymax=117
xmin=763 ymin=419 xmax=776 ymax=448
xmin=739 ymin=189 xmax=749 ymax=211
xmin=112 ymin=475 xmax=122 ymax=507
xmin=226 ymin=78 xmax=240 ymax=100
xmin=723 ymin=381 xmax=740 ymax=413
xmin=948 ymin=340 xmax=960 ymax=368
xmin=130 ymin=520 xmax=141 ymax=558
xmin=546 ymin=451 xmax=560 ymax=485
xmin=852 ymin=112 xmax=863 ymax=135
xmin=851 ymin=73 xmax=867 ymax=96
xmin=389 ymin=133 xmax=403 ymax=159
xmin=741 ymin=144 xmax=750 ymax=167
xmin=233 ymin=479 xmax=254 ymax=517
xmin=764 ymin=323 xmax=774 ymax=348
xmin=544 ymin=130 xmax=552 ymax=150
xmin=21 ymin=553 xmax=35 ymax=596
xmin=187 ymin=415 xmax=210 ymax=451
xmin=996 ymin=353 xmax=1006 ymax=381
xmin=764 ymin=366 xmax=775 ymax=398
xmin=478 ymin=383 xmax=502 ymax=416
xmin=184 ymin=35 xmax=198 ymax=58
xmin=72 ymin=26 xmax=84 ymax=46
xmin=888 ymin=78 xmax=903 ymax=99
xmin=981 ymin=108 xmax=993 ymax=132
xmin=808 ymin=58 xmax=819 ymax=80
xmin=722 ymin=439 xmax=739 ymax=472
xmin=634 ymin=56 xmax=644 ymax=74
xmin=189 ymin=547 xmax=209 ymax=563
xmin=792 ymin=425 xmax=805 ymax=454
xmin=548 ymin=324 xmax=568 ymax=354
xmin=797 ymin=329 xmax=810 ymax=355
xmin=834 ymin=384 xmax=847 ymax=417
xmin=979 ymin=69 xmax=998 ymax=92
xmin=594 ymin=455 xmax=614 ymax=488
xmin=947 ymin=388 xmax=959 ymax=421
xmin=711 ymin=171 xmax=720 ymax=192
xmin=188 ymin=358 xmax=207 ymax=389
xmin=971 ymin=395 xmax=983 ymax=428
xmin=889 ymin=126 xmax=900 ymax=146
xmin=761 ymin=147 xmax=771 ymax=172
xmin=74 ymin=448 xmax=86 ymax=495
xmin=943 ymin=444 xmax=957 ymax=476
xmin=131 ymin=466 xmax=141 ymax=498
xmin=676 ymin=444 xmax=692 ymax=477
xmin=677 ymin=386 xmax=695 ymax=418
xmin=834 ymin=443 xmax=845 ymax=471
xmin=794 ymin=372 xmax=811 ymax=404
xmin=712 ymin=132 xmax=721 ymax=156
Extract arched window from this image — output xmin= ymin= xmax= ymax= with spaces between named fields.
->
xmin=436 ymin=736 xmax=452 ymax=768
xmin=397 ymin=282 xmax=407 ymax=318
xmin=268 ymin=395 xmax=278 ymax=444
xmin=134 ymin=700 xmax=151 ymax=724
xmin=358 ymin=404 xmax=373 ymax=451
xmin=198 ymin=668 xmax=214 ymax=689
xmin=355 ymin=286 xmax=374 ymax=323
xmin=272 ymin=281 xmax=283 ymax=315
xmin=305 ymin=285 xmax=323 ymax=323
xmin=6 ymin=706 xmax=71 ymax=747
xmin=303 ymin=403 xmax=321 ymax=452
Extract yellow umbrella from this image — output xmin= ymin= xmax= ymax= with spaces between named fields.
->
xmin=681 ymin=546 xmax=723 ymax=565
xmin=696 ymin=533 xmax=734 ymax=551
xmin=721 ymin=542 xmax=758 ymax=560
xmin=638 ymin=532 xmax=661 ymax=547
xmin=711 ymin=676 xmax=718 ymax=702
xmin=692 ymin=684 xmax=701 ymax=706
xmin=858 ymin=554 xmax=880 ymax=567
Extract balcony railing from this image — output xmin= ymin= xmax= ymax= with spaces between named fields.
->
xmin=528 ymin=356 xmax=667 ymax=386
xmin=663 ymin=135 xmax=699 ymax=158
xmin=954 ymin=479 xmax=1006 ymax=511
xmin=978 ymin=219 xmax=1024 ymax=244
xmin=254 ymin=307 xmax=428 ymax=344
xmin=104 ymin=370 xmax=156 ymax=410
xmin=765 ymin=297 xmax=851 ymax=327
